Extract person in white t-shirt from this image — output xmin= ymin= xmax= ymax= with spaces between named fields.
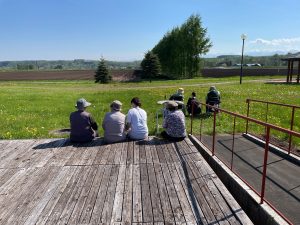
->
xmin=126 ymin=97 xmax=148 ymax=140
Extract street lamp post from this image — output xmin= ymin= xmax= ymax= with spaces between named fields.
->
xmin=240 ymin=34 xmax=247 ymax=84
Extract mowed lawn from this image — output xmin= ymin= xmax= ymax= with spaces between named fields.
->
xmin=0 ymin=76 xmax=299 ymax=145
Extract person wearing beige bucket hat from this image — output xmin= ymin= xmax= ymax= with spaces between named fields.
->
xmin=70 ymin=98 xmax=98 ymax=143
xmin=102 ymin=100 xmax=126 ymax=143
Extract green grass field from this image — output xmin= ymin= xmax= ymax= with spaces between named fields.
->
xmin=0 ymin=76 xmax=299 ymax=147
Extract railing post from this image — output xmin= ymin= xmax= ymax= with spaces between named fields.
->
xmin=231 ymin=116 xmax=236 ymax=170
xmin=288 ymin=107 xmax=295 ymax=154
xmin=200 ymin=113 xmax=203 ymax=141
xmin=190 ymin=102 xmax=194 ymax=135
xmin=260 ymin=126 xmax=270 ymax=204
xmin=246 ymin=99 xmax=250 ymax=133
xmin=212 ymin=110 xmax=217 ymax=156
xmin=265 ymin=103 xmax=269 ymax=123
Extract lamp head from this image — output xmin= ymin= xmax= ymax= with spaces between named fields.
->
xmin=241 ymin=34 xmax=247 ymax=40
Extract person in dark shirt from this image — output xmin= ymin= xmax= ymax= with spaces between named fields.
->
xmin=186 ymin=92 xmax=201 ymax=115
xmin=70 ymin=98 xmax=98 ymax=143
xmin=206 ymin=86 xmax=221 ymax=113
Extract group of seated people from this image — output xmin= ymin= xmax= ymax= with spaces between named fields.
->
xmin=70 ymin=97 xmax=148 ymax=143
xmin=70 ymin=86 xmax=221 ymax=144
xmin=170 ymin=86 xmax=221 ymax=115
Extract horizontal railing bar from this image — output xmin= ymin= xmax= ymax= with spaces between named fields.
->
xmin=201 ymin=103 xmax=300 ymax=138
xmin=246 ymin=98 xmax=300 ymax=109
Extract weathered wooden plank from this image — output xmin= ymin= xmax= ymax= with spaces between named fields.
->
xmin=147 ymin=163 xmax=164 ymax=222
xmin=55 ymin=166 xmax=93 ymax=225
xmin=132 ymin=164 xmax=143 ymax=223
xmin=173 ymin=142 xmax=220 ymax=225
xmin=68 ymin=165 xmax=103 ymax=225
xmin=26 ymin=139 xmax=68 ymax=168
xmin=107 ymin=144 xmax=118 ymax=164
xmin=154 ymin=164 xmax=174 ymax=223
xmin=23 ymin=166 xmax=70 ymax=225
xmin=112 ymin=142 xmax=123 ymax=165
xmin=167 ymin=162 xmax=198 ymax=224
xmin=155 ymin=141 xmax=167 ymax=163
xmin=88 ymin=164 xmax=113 ymax=224
xmin=27 ymin=166 xmax=76 ymax=225
xmin=121 ymin=164 xmax=133 ymax=224
xmin=160 ymin=163 xmax=185 ymax=223
xmin=133 ymin=141 xmax=140 ymax=165
xmin=173 ymin=162 xmax=209 ymax=225
xmin=0 ymin=140 xmax=29 ymax=166
xmin=111 ymin=165 xmax=126 ymax=223
xmin=0 ymin=168 xmax=19 ymax=189
xmin=1 ymin=140 xmax=40 ymax=169
xmin=126 ymin=141 xmax=134 ymax=165
xmin=150 ymin=141 xmax=160 ymax=164
xmin=179 ymin=140 xmax=230 ymax=224
xmin=139 ymin=140 xmax=147 ymax=164
xmin=44 ymin=166 xmax=85 ymax=225
xmin=119 ymin=142 xmax=128 ymax=165
xmin=98 ymin=144 xmax=112 ymax=165
xmin=0 ymin=167 xmax=41 ymax=221
xmin=145 ymin=139 xmax=153 ymax=164
xmin=194 ymin=159 xmax=253 ymax=224
xmin=101 ymin=165 xmax=120 ymax=223
xmin=3 ymin=166 xmax=60 ymax=225
xmin=140 ymin=163 xmax=153 ymax=222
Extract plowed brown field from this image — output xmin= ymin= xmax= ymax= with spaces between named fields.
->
xmin=0 ymin=69 xmax=139 ymax=81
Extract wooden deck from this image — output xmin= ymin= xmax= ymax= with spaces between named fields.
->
xmin=0 ymin=137 xmax=253 ymax=225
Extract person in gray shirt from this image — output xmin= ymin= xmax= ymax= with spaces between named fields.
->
xmin=102 ymin=100 xmax=126 ymax=143
xmin=70 ymin=98 xmax=98 ymax=143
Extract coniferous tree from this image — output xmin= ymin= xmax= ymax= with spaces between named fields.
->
xmin=141 ymin=51 xmax=161 ymax=82
xmin=95 ymin=57 xmax=111 ymax=83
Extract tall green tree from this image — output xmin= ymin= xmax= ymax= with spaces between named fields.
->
xmin=141 ymin=51 xmax=161 ymax=82
xmin=152 ymin=14 xmax=212 ymax=79
xmin=95 ymin=57 xmax=111 ymax=83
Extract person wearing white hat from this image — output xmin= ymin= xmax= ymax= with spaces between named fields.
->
xmin=70 ymin=98 xmax=98 ymax=143
xmin=102 ymin=100 xmax=126 ymax=143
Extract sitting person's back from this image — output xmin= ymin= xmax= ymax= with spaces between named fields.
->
xmin=161 ymin=101 xmax=186 ymax=141
xmin=126 ymin=97 xmax=148 ymax=140
xmin=102 ymin=100 xmax=126 ymax=143
xmin=186 ymin=92 xmax=201 ymax=115
xmin=70 ymin=98 xmax=98 ymax=143
xmin=206 ymin=86 xmax=221 ymax=112
xmin=169 ymin=87 xmax=184 ymax=101
xmin=206 ymin=86 xmax=220 ymax=104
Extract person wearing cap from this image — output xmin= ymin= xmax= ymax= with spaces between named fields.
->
xmin=161 ymin=101 xmax=186 ymax=141
xmin=70 ymin=98 xmax=98 ymax=143
xmin=102 ymin=100 xmax=126 ymax=143
xmin=125 ymin=97 xmax=148 ymax=140
xmin=206 ymin=86 xmax=221 ymax=113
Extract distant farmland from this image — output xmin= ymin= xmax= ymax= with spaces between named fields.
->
xmin=0 ymin=68 xmax=289 ymax=81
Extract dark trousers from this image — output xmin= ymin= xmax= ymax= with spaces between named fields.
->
xmin=161 ymin=131 xmax=185 ymax=141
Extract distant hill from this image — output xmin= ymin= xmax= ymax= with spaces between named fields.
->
xmin=0 ymin=59 xmax=141 ymax=71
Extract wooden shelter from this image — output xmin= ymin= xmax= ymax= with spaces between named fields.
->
xmin=281 ymin=53 xmax=300 ymax=83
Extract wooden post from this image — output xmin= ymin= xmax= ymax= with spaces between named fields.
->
xmin=286 ymin=60 xmax=290 ymax=83
xmin=297 ymin=59 xmax=300 ymax=84
xmin=290 ymin=60 xmax=294 ymax=82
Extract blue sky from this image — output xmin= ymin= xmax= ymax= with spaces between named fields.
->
xmin=1 ymin=0 xmax=300 ymax=61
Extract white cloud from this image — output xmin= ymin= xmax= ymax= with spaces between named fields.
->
xmin=248 ymin=37 xmax=300 ymax=53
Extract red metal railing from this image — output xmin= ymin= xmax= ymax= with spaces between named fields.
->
xmin=246 ymin=99 xmax=300 ymax=155
xmin=189 ymin=103 xmax=299 ymax=225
